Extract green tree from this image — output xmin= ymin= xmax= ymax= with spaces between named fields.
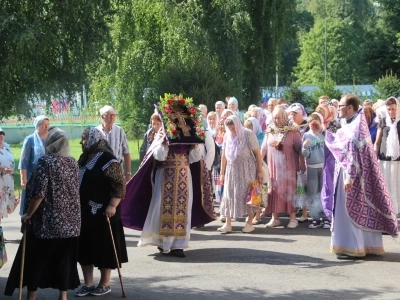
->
xmin=0 ymin=0 xmax=114 ymax=118
xmin=295 ymin=18 xmax=366 ymax=85
xmin=363 ymin=0 xmax=400 ymax=79
xmin=89 ymin=0 xmax=296 ymax=138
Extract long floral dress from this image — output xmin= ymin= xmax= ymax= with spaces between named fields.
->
xmin=220 ymin=129 xmax=260 ymax=218
xmin=0 ymin=143 xmax=15 ymax=219
xmin=263 ymin=130 xmax=302 ymax=214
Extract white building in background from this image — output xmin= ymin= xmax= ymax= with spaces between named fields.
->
xmin=28 ymin=90 xmax=83 ymax=117
xmin=262 ymin=84 xmax=377 ymax=100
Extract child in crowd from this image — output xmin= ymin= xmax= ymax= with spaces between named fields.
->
xmin=139 ymin=113 xmax=162 ymax=162
xmin=301 ymin=113 xmax=330 ymax=229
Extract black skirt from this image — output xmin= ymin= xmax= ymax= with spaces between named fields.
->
xmin=78 ymin=219 xmax=128 ymax=269
xmin=4 ymin=232 xmax=80 ymax=296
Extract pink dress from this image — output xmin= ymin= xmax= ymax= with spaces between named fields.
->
xmin=262 ymin=130 xmax=302 ymax=214
xmin=220 ymin=130 xmax=260 ymax=218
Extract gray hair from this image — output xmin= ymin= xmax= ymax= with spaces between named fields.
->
xmin=215 ymin=101 xmax=226 ymax=109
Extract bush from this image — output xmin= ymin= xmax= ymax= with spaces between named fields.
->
xmin=283 ymin=82 xmax=314 ymax=113
xmin=374 ymin=72 xmax=400 ymax=99
xmin=311 ymin=78 xmax=342 ymax=103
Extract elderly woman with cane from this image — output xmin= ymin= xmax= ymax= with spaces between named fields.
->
xmin=4 ymin=127 xmax=81 ymax=300
xmin=75 ymin=127 xmax=128 ymax=297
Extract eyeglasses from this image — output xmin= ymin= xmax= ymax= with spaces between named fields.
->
xmin=105 ymin=114 xmax=118 ymax=117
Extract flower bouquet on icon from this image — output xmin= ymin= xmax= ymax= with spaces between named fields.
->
xmin=156 ymin=93 xmax=205 ymax=145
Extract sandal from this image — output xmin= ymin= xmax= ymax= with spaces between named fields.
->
xmin=265 ymin=219 xmax=281 ymax=228
xmin=252 ymin=218 xmax=262 ymax=225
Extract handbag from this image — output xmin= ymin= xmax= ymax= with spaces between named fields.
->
xmin=246 ymin=181 xmax=264 ymax=207
xmin=261 ymin=183 xmax=268 ymax=208
xmin=0 ymin=227 xmax=7 ymax=269
xmin=295 ymin=171 xmax=307 ymax=207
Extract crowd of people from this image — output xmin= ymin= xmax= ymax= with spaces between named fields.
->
xmin=126 ymin=94 xmax=397 ymax=260
xmin=3 ymin=106 xmax=130 ymax=299
xmin=1 ymin=94 xmax=399 ymax=298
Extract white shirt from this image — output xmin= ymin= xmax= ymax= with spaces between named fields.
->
xmin=96 ymin=124 xmax=129 ymax=163
xmin=199 ymin=130 xmax=215 ymax=171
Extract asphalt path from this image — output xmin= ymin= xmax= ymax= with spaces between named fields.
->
xmin=1 ymin=211 xmax=400 ymax=300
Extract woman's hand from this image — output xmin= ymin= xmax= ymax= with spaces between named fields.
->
xmin=219 ymin=174 xmax=225 ymax=184
xmin=344 ymin=179 xmax=353 ymax=193
xmin=257 ymin=171 xmax=263 ymax=183
xmin=21 ymin=213 xmax=32 ymax=224
xmin=303 ymin=138 xmax=312 ymax=148
xmin=105 ymin=205 xmax=116 ymax=218
xmin=1 ymin=167 xmax=12 ymax=175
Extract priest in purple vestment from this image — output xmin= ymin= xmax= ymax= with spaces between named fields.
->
xmin=121 ymin=95 xmax=215 ymax=257
xmin=323 ymin=94 xmax=398 ymax=260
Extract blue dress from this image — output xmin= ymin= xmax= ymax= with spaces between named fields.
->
xmin=18 ymin=134 xmax=45 ymax=215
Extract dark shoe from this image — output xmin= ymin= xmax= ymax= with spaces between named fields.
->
xmin=308 ymin=219 xmax=322 ymax=229
xmin=91 ymin=285 xmax=111 ymax=296
xmin=158 ymin=247 xmax=164 ymax=254
xmin=322 ymin=220 xmax=331 ymax=229
xmin=336 ymin=254 xmax=362 ymax=260
xmin=170 ymin=249 xmax=186 ymax=258
xmin=75 ymin=285 xmax=96 ymax=297
xmin=193 ymin=225 xmax=206 ymax=230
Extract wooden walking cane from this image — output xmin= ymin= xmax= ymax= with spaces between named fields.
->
xmin=18 ymin=225 xmax=27 ymax=300
xmin=106 ymin=217 xmax=126 ymax=298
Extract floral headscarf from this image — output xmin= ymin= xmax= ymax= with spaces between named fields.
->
xmin=78 ymin=127 xmax=113 ymax=166
xmin=267 ymin=106 xmax=298 ymax=150
xmin=287 ymin=103 xmax=307 ymax=120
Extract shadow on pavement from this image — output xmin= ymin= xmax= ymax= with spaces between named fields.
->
xmin=148 ymin=247 xmax=357 ymax=269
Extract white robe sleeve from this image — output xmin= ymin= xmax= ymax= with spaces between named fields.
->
xmin=189 ymin=147 xmax=201 ymax=164
xmin=153 ymin=145 xmax=169 ymax=161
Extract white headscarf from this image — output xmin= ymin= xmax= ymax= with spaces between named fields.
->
xmin=223 ymin=115 xmax=245 ymax=163
xmin=207 ymin=112 xmax=219 ymax=136
xmin=385 ymin=98 xmax=400 ymax=160
xmin=247 ymin=117 xmax=262 ymax=136
xmin=32 ymin=115 xmax=49 ymax=165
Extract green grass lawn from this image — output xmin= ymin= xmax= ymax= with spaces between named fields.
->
xmin=9 ymin=138 xmax=143 ymax=190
